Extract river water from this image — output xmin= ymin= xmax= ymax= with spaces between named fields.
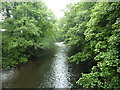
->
xmin=2 ymin=42 xmax=90 ymax=88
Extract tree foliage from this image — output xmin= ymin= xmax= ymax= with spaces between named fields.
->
xmin=61 ymin=2 xmax=120 ymax=88
xmin=1 ymin=2 xmax=56 ymax=69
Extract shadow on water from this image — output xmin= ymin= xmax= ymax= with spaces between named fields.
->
xmin=2 ymin=42 xmax=92 ymax=88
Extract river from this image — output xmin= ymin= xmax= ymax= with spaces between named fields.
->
xmin=2 ymin=42 xmax=90 ymax=88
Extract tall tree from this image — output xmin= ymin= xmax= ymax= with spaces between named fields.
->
xmin=61 ymin=1 xmax=120 ymax=88
xmin=77 ymin=2 xmax=120 ymax=88
xmin=2 ymin=2 xmax=56 ymax=69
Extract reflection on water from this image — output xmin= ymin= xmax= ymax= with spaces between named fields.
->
xmin=2 ymin=42 xmax=90 ymax=88
xmin=53 ymin=42 xmax=71 ymax=88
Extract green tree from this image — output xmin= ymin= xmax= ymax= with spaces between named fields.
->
xmin=1 ymin=2 xmax=56 ymax=69
xmin=61 ymin=1 xmax=120 ymax=88
xmin=62 ymin=2 xmax=95 ymax=63
xmin=77 ymin=2 xmax=120 ymax=88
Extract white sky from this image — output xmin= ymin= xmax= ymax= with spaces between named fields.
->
xmin=43 ymin=0 xmax=80 ymax=19
xmin=0 ymin=0 xmax=80 ymax=21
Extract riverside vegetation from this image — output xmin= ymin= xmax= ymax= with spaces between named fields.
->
xmin=2 ymin=2 xmax=57 ymax=69
xmin=1 ymin=1 xmax=120 ymax=89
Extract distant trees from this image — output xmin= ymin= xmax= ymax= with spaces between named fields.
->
xmin=60 ymin=2 xmax=120 ymax=88
xmin=1 ymin=2 xmax=56 ymax=69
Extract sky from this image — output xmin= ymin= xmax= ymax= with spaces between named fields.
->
xmin=0 ymin=0 xmax=80 ymax=21
xmin=43 ymin=0 xmax=80 ymax=19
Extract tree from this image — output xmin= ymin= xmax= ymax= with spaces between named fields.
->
xmin=62 ymin=2 xmax=95 ymax=63
xmin=77 ymin=2 xmax=120 ymax=88
xmin=2 ymin=2 xmax=56 ymax=69
xmin=61 ymin=1 xmax=120 ymax=88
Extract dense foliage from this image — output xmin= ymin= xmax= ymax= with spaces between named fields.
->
xmin=1 ymin=2 xmax=56 ymax=69
xmin=1 ymin=1 xmax=120 ymax=89
xmin=61 ymin=2 xmax=120 ymax=88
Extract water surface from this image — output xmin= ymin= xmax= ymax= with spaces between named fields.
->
xmin=2 ymin=42 xmax=90 ymax=88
